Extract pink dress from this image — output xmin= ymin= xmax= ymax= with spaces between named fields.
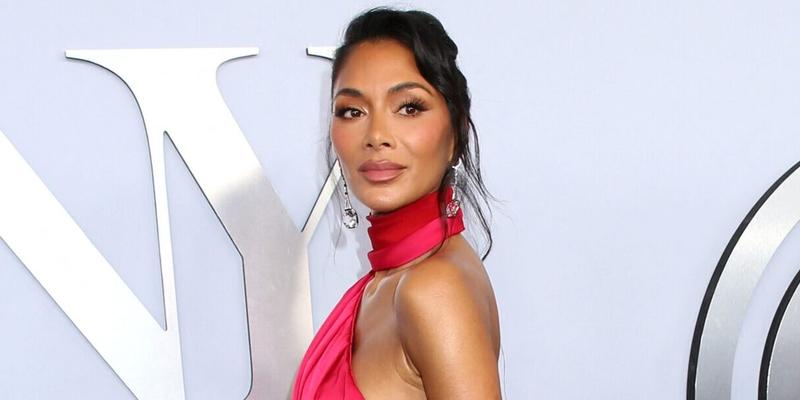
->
xmin=291 ymin=271 xmax=374 ymax=399
xmin=291 ymin=188 xmax=463 ymax=399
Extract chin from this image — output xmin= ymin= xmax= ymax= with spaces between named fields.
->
xmin=355 ymin=185 xmax=410 ymax=214
xmin=362 ymin=196 xmax=404 ymax=214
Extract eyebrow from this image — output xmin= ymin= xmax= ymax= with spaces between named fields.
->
xmin=388 ymin=81 xmax=433 ymax=95
xmin=333 ymin=87 xmax=363 ymax=99
xmin=333 ymin=81 xmax=433 ymax=99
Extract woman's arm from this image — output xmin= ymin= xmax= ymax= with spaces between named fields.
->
xmin=395 ymin=257 xmax=501 ymax=399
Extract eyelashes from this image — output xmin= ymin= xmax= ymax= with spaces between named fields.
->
xmin=333 ymin=106 xmax=363 ymax=119
xmin=397 ymin=96 xmax=429 ymax=115
xmin=333 ymin=96 xmax=429 ymax=119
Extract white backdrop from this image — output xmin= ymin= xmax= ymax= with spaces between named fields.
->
xmin=1 ymin=0 xmax=799 ymax=399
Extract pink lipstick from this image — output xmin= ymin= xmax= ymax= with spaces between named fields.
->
xmin=358 ymin=160 xmax=406 ymax=183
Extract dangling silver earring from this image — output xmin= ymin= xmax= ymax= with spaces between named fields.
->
xmin=340 ymin=167 xmax=359 ymax=229
xmin=446 ymin=160 xmax=462 ymax=218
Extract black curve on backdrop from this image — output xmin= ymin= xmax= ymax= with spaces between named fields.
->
xmin=759 ymin=266 xmax=800 ymax=400
xmin=687 ymin=160 xmax=800 ymax=400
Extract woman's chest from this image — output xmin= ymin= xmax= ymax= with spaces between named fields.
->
xmin=351 ymin=275 xmax=425 ymax=399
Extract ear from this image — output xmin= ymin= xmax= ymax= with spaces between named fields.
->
xmin=447 ymin=127 xmax=458 ymax=165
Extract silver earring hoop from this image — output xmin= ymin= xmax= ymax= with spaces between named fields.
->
xmin=340 ymin=167 xmax=359 ymax=229
xmin=446 ymin=160 xmax=462 ymax=218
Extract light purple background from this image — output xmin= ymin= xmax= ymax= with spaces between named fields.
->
xmin=1 ymin=1 xmax=799 ymax=399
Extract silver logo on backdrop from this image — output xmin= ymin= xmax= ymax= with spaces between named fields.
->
xmin=689 ymin=161 xmax=800 ymax=400
xmin=0 ymin=47 xmax=337 ymax=399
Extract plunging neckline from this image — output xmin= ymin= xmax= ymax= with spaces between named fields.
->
xmin=291 ymin=188 xmax=464 ymax=399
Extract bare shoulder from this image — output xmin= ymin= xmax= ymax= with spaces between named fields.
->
xmin=394 ymin=235 xmax=497 ymax=323
xmin=392 ymin=235 xmax=501 ymax=399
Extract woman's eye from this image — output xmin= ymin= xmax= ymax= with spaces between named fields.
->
xmin=335 ymin=107 xmax=364 ymax=119
xmin=398 ymin=101 xmax=426 ymax=116
xmin=400 ymin=104 xmax=419 ymax=116
xmin=345 ymin=109 xmax=362 ymax=118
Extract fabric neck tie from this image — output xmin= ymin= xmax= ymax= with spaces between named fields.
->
xmin=366 ymin=186 xmax=465 ymax=270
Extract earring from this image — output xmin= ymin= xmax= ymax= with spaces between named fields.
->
xmin=446 ymin=161 xmax=461 ymax=218
xmin=340 ymin=167 xmax=359 ymax=229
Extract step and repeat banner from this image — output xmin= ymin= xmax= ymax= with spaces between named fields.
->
xmin=1 ymin=1 xmax=798 ymax=399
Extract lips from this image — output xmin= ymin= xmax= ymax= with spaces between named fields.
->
xmin=358 ymin=160 xmax=406 ymax=183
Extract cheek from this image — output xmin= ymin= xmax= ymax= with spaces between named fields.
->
xmin=330 ymin=125 xmax=358 ymax=166
xmin=403 ymin=118 xmax=453 ymax=166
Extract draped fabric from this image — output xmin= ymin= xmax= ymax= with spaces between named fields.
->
xmin=291 ymin=188 xmax=464 ymax=399
xmin=291 ymin=271 xmax=373 ymax=400
xmin=366 ymin=187 xmax=464 ymax=271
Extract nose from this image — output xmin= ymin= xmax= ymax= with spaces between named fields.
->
xmin=363 ymin=111 xmax=394 ymax=150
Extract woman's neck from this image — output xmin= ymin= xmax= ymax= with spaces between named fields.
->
xmin=365 ymin=187 xmax=464 ymax=272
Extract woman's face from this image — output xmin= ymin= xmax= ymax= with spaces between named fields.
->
xmin=331 ymin=39 xmax=455 ymax=214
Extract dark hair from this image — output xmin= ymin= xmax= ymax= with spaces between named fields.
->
xmin=330 ymin=7 xmax=494 ymax=259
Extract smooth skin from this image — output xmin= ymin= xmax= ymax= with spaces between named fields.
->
xmin=331 ymin=38 xmax=502 ymax=400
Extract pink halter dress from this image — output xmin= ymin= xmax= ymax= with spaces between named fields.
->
xmin=291 ymin=188 xmax=464 ymax=399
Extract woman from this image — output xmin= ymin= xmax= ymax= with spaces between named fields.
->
xmin=293 ymin=7 xmax=501 ymax=399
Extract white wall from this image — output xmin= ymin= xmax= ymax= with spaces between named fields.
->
xmin=1 ymin=0 xmax=799 ymax=399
